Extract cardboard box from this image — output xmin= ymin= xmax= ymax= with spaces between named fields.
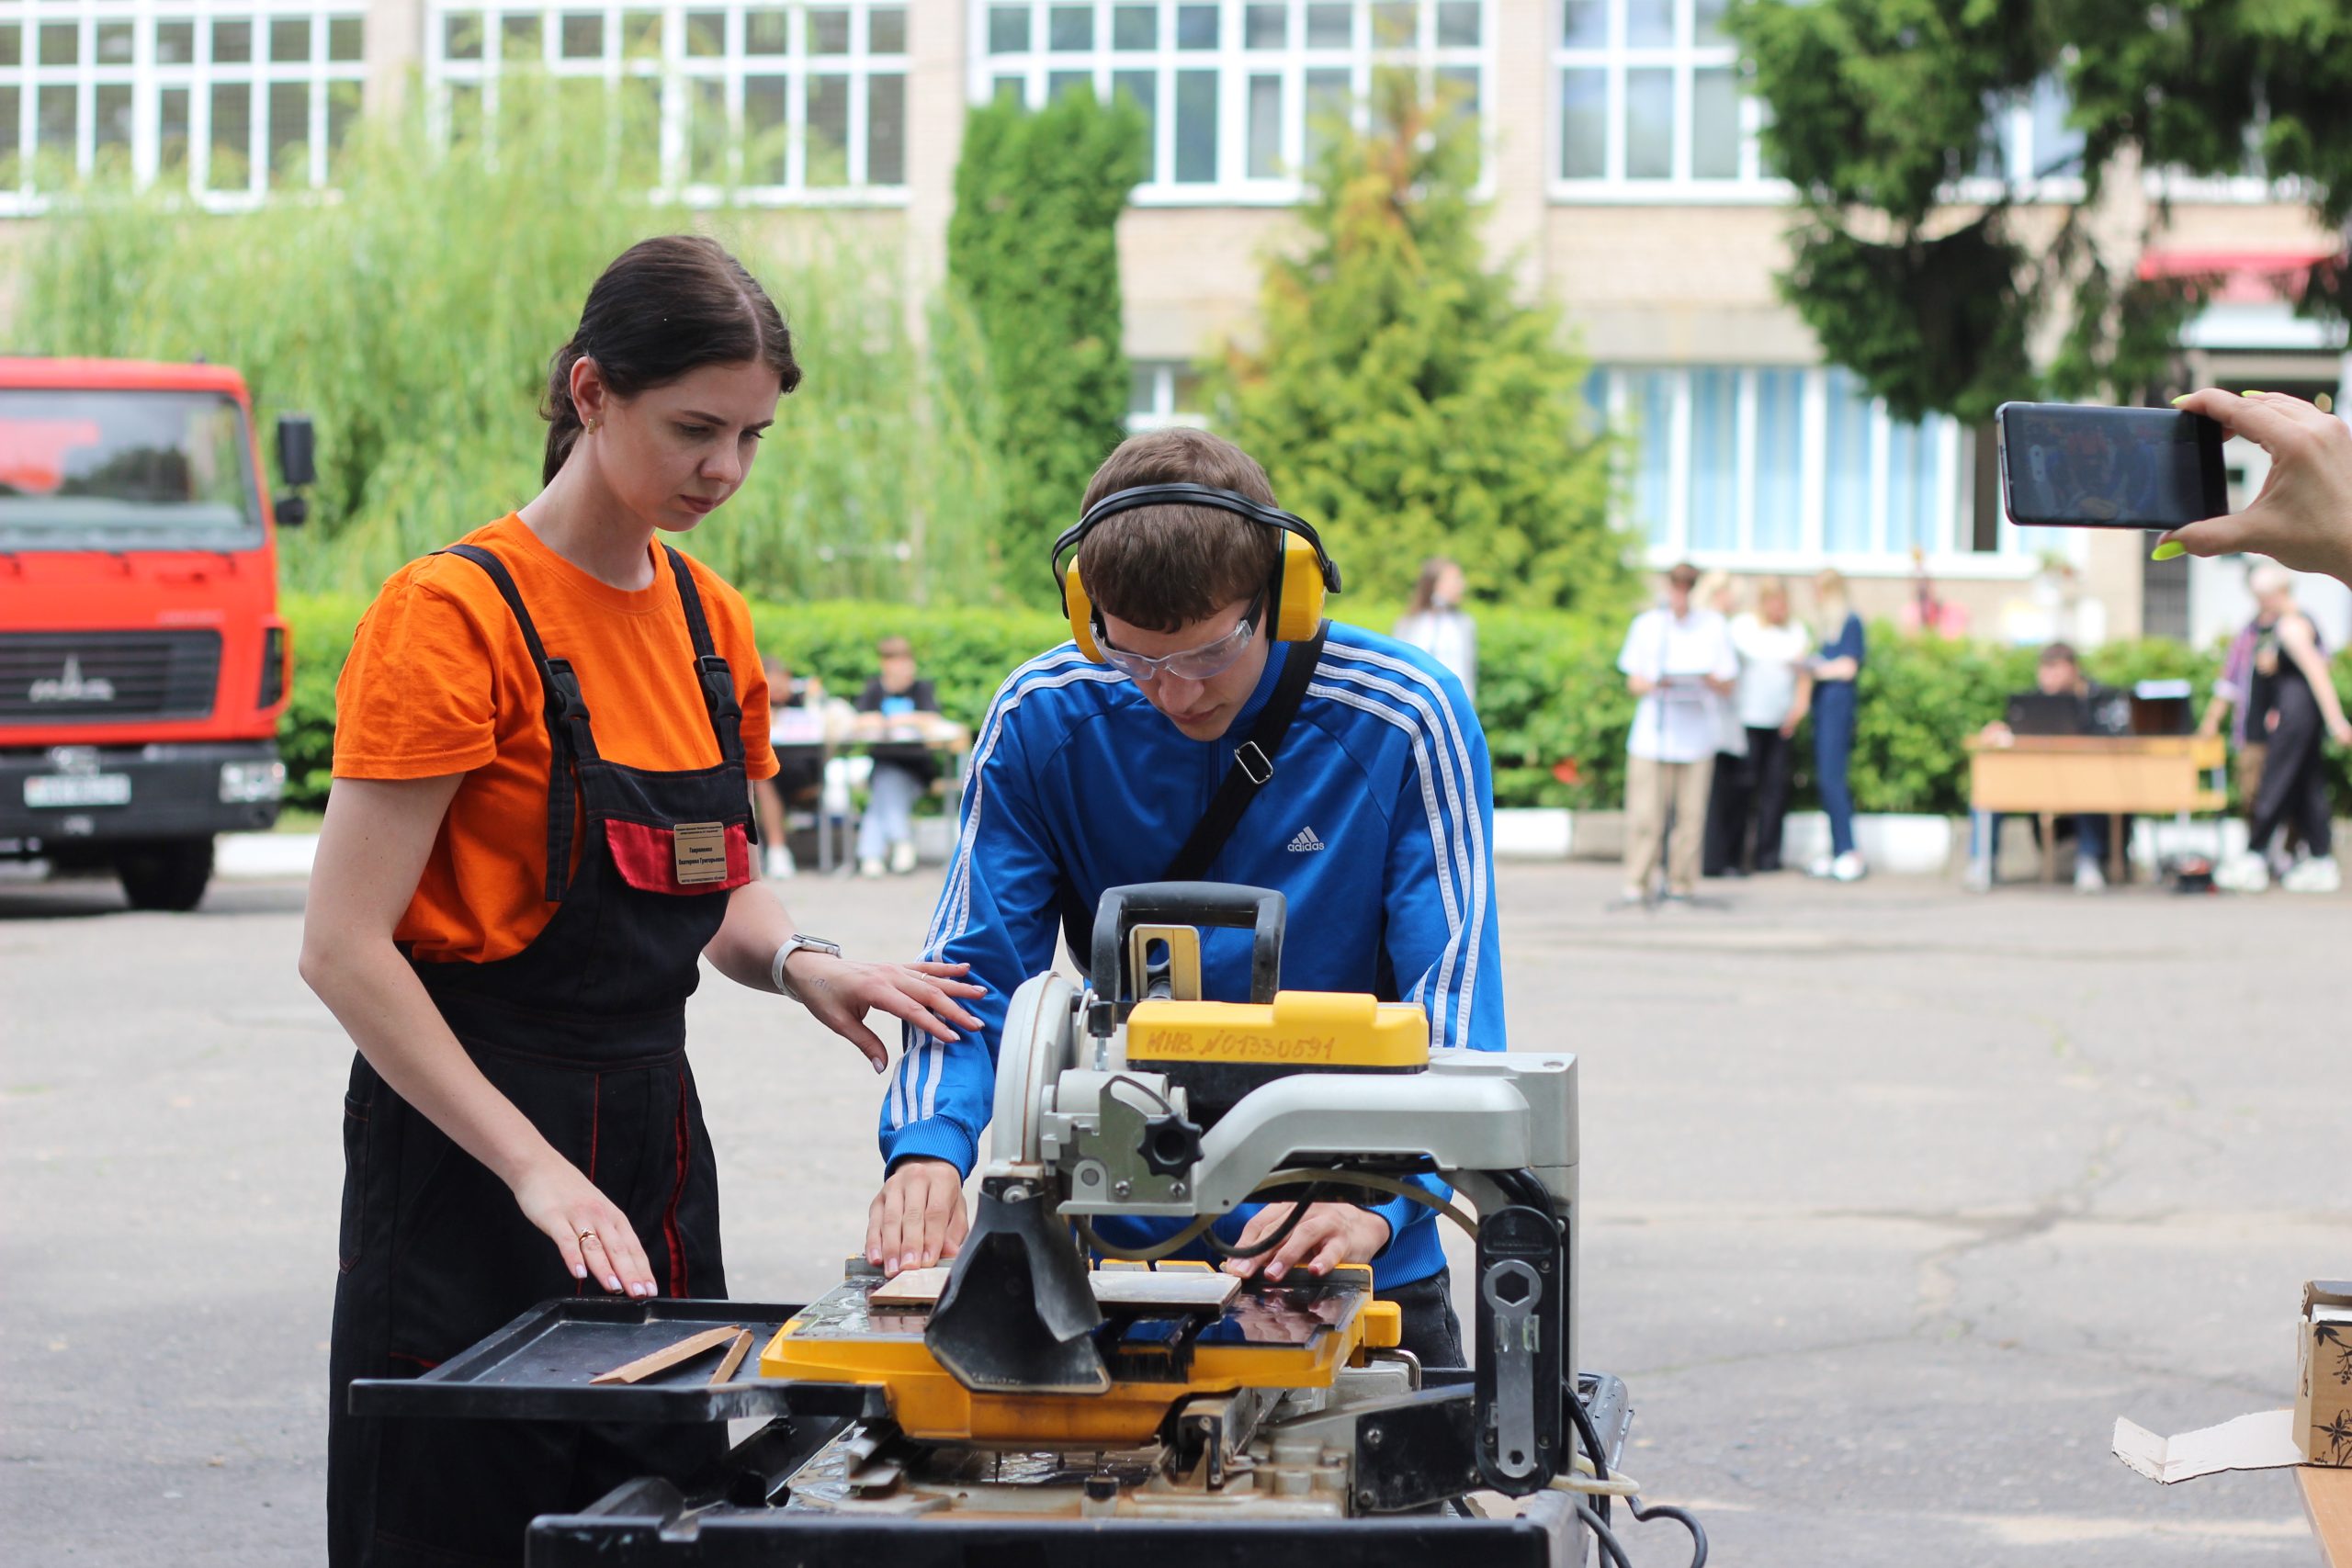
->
xmin=2299 ymin=1281 xmax=2352 ymax=1466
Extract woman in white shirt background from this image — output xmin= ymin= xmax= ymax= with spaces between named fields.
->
xmin=1697 ymin=571 xmax=1752 ymax=878
xmin=1395 ymin=558 xmax=1477 ymax=701
xmin=1724 ymin=578 xmax=1814 ymax=873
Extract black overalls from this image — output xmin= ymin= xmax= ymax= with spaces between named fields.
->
xmin=328 ymin=544 xmax=757 ymax=1566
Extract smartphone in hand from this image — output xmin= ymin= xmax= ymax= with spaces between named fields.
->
xmin=1996 ymin=401 xmax=2228 ymax=529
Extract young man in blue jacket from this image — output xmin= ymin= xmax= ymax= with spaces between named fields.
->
xmin=863 ymin=427 xmax=1504 ymax=1362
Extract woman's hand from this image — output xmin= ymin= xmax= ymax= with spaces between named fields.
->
xmin=786 ymin=951 xmax=986 ymax=1072
xmin=509 ymin=1152 xmax=659 ymax=1297
xmin=2158 ymin=391 xmax=2352 ymax=585
xmin=1220 ymin=1202 xmax=1391 ymax=1282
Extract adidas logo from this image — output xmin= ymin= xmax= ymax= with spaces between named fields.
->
xmin=1287 ymin=827 xmax=1325 ymax=853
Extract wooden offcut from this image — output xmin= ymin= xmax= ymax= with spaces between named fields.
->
xmin=869 ymin=1267 xmax=1241 ymax=1311
xmin=2302 ymin=1466 xmax=2352 ymax=1565
xmin=708 ymin=1328 xmax=754 ymax=1386
xmin=589 ymin=1324 xmax=742 ymax=1385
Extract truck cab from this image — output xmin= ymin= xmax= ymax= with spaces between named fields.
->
xmin=0 ymin=358 xmax=312 ymax=910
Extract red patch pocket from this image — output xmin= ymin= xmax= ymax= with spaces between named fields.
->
xmin=604 ymin=819 xmax=752 ymax=896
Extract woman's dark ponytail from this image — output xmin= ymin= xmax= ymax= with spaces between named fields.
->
xmin=540 ymin=336 xmax=589 ymax=484
xmin=540 ymin=235 xmax=802 ymax=485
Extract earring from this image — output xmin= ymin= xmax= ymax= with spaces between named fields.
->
xmin=583 ymin=416 xmax=600 ymax=435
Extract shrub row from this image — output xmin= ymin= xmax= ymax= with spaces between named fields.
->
xmin=279 ymin=593 xmax=2351 ymax=818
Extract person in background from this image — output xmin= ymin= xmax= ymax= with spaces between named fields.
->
xmin=753 ymin=656 xmax=826 ymax=879
xmin=1696 ymin=571 xmax=1751 ymax=878
xmin=2211 ymin=566 xmax=2350 ymax=894
xmin=1395 ymin=557 xmax=1477 ymax=701
xmin=854 ymin=636 xmax=942 ymax=878
xmin=2200 ymin=565 xmax=2294 ymax=859
xmin=1726 ymin=577 xmax=1813 ymax=873
xmin=1618 ymin=562 xmax=1737 ymax=904
xmin=1962 ymin=643 xmax=2126 ymax=894
xmin=1805 ymin=569 xmax=1867 ymax=883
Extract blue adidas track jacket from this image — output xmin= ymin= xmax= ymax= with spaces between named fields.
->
xmin=880 ymin=622 xmax=1506 ymax=1289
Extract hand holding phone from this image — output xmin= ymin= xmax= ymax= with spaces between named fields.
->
xmin=1996 ymin=401 xmax=2228 ymax=529
xmin=2154 ymin=390 xmax=2352 ymax=586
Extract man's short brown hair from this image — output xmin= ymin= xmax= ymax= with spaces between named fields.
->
xmin=1075 ymin=428 xmax=1284 ymax=633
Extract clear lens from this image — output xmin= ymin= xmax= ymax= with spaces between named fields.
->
xmin=219 ymin=759 xmax=285 ymax=804
xmin=1102 ymin=615 xmax=1256 ymax=682
xmin=1095 ymin=606 xmax=1261 ymax=682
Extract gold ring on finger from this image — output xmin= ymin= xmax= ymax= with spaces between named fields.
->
xmin=580 ymin=1230 xmax=599 ymax=1243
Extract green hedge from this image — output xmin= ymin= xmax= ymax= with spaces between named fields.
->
xmin=278 ymin=594 xmax=2352 ymax=818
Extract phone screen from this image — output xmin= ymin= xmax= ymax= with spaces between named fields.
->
xmin=1996 ymin=402 xmax=2228 ymax=529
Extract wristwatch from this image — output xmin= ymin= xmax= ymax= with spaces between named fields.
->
xmin=771 ymin=932 xmax=843 ymax=1002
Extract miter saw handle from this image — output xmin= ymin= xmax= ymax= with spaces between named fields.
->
xmin=1090 ymin=883 xmax=1286 ymax=1022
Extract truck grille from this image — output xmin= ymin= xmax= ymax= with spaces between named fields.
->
xmin=0 ymin=631 xmax=222 ymax=723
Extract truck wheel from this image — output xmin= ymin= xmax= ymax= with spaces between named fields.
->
xmin=118 ymin=840 xmax=215 ymax=912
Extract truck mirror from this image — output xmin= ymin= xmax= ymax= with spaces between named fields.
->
xmin=275 ymin=495 xmax=310 ymax=528
xmin=277 ymin=413 xmax=317 ymax=490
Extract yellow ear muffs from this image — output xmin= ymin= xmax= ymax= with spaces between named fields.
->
xmin=1270 ymin=530 xmax=1328 ymax=642
xmin=1064 ymin=558 xmax=1106 ymax=662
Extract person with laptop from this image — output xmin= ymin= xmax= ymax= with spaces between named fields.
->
xmin=1962 ymin=643 xmax=2131 ymax=893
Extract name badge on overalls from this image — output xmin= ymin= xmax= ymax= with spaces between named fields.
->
xmin=673 ymin=821 xmax=728 ymax=886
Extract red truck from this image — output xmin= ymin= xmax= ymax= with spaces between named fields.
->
xmin=0 ymin=358 xmax=313 ymax=909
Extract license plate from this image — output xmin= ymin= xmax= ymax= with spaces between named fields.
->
xmin=24 ymin=773 xmax=131 ymax=808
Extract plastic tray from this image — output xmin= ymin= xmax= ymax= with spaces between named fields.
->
xmin=347 ymin=1297 xmax=881 ymax=1425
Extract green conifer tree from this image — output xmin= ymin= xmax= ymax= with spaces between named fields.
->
xmin=1209 ymin=71 xmax=1627 ymax=614
xmin=947 ymin=88 xmax=1148 ymax=602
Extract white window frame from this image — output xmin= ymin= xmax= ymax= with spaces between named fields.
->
xmin=1125 ymin=358 xmax=1206 ymax=430
xmin=970 ymin=0 xmax=1494 ymax=207
xmin=1549 ymin=0 xmax=1782 ymax=203
xmin=1600 ymin=363 xmax=2064 ymax=579
xmin=0 ymin=3 xmax=366 ymax=215
xmin=1946 ymin=66 xmax=2087 ymax=208
xmin=424 ymin=2 xmax=911 ymax=206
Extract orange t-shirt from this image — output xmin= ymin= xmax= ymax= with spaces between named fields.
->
xmin=334 ymin=513 xmax=778 ymax=964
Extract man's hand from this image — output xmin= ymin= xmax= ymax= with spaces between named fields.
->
xmin=1219 ymin=1201 xmax=1391 ymax=1283
xmin=866 ymin=1156 xmax=968 ymax=1277
xmin=1979 ymin=720 xmax=2015 ymax=747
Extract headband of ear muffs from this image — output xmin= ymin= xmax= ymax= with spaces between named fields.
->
xmin=1051 ymin=483 xmax=1343 ymax=665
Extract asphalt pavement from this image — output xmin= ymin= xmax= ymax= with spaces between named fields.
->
xmin=0 ymin=860 xmax=2337 ymax=1563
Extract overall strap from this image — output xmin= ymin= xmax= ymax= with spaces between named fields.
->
xmin=441 ymin=543 xmax=597 ymax=903
xmin=661 ymin=546 xmax=745 ymax=768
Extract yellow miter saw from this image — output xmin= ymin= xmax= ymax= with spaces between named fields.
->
xmin=888 ymin=881 xmax=1588 ymax=1498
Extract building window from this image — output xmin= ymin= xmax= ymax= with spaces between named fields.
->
xmin=1125 ymin=358 xmax=1204 ymax=431
xmin=1600 ymin=364 xmax=2015 ymax=570
xmin=0 ymin=5 xmax=367 ymax=210
xmin=425 ymin=2 xmax=910 ymax=202
xmin=1553 ymin=0 xmax=1773 ymax=196
xmin=1949 ymin=68 xmax=2086 ymax=205
xmin=974 ymin=0 xmax=1492 ymax=205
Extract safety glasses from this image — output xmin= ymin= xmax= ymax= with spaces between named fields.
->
xmin=1097 ymin=596 xmax=1264 ymax=682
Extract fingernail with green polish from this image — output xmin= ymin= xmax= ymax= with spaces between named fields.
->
xmin=2170 ymin=393 xmax=2191 ymax=406
xmin=2243 ymin=389 xmax=2266 ymax=397
xmin=2151 ymin=540 xmax=2186 ymax=561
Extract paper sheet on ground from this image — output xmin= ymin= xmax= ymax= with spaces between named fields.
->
xmin=2113 ymin=1409 xmax=2302 ymax=1483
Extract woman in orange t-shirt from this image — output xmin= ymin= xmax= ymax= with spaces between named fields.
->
xmin=301 ymin=237 xmax=983 ymax=1567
